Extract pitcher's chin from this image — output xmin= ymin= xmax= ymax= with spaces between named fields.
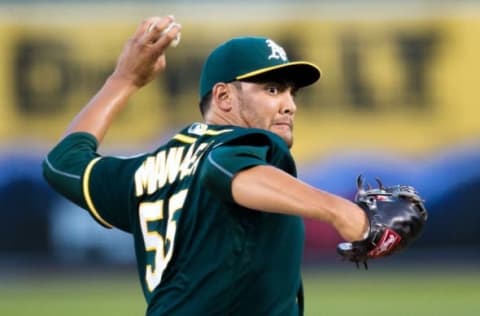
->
xmin=272 ymin=127 xmax=293 ymax=148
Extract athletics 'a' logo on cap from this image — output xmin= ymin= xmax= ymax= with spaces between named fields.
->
xmin=266 ymin=39 xmax=288 ymax=61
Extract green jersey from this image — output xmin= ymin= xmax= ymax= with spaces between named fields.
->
xmin=43 ymin=122 xmax=305 ymax=316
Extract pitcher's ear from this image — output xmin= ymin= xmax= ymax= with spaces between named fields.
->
xmin=211 ymin=83 xmax=232 ymax=111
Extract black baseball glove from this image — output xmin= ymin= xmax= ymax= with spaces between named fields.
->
xmin=337 ymin=175 xmax=428 ymax=269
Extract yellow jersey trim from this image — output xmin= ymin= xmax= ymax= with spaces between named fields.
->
xmin=173 ymin=128 xmax=233 ymax=143
xmin=204 ymin=128 xmax=233 ymax=136
xmin=173 ymin=134 xmax=197 ymax=144
xmin=83 ymin=157 xmax=113 ymax=229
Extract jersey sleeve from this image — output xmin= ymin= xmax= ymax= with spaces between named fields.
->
xmin=42 ymin=132 xmax=143 ymax=232
xmin=84 ymin=154 xmax=144 ymax=232
xmin=42 ymin=132 xmax=99 ymax=211
xmin=198 ymin=130 xmax=296 ymax=203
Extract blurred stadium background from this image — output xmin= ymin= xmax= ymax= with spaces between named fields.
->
xmin=0 ymin=0 xmax=479 ymax=315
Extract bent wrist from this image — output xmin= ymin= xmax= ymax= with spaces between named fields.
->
xmin=333 ymin=201 xmax=369 ymax=242
xmin=106 ymin=73 xmax=142 ymax=94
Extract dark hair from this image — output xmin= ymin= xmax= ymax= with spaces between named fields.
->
xmin=198 ymin=92 xmax=212 ymax=117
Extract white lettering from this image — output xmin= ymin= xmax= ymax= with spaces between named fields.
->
xmin=134 ymin=142 xmax=210 ymax=197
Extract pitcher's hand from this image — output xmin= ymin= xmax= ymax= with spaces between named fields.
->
xmin=111 ymin=16 xmax=181 ymax=88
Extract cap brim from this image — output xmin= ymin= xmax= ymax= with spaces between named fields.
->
xmin=236 ymin=61 xmax=321 ymax=88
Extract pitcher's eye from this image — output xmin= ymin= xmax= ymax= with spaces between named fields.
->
xmin=266 ymin=86 xmax=279 ymax=94
xmin=264 ymin=83 xmax=285 ymax=95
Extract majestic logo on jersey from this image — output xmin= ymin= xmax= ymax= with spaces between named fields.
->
xmin=134 ymin=141 xmax=210 ymax=196
xmin=188 ymin=122 xmax=208 ymax=136
xmin=266 ymin=39 xmax=288 ymax=61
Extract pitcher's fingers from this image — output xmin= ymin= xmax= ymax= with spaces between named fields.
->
xmin=162 ymin=22 xmax=181 ymax=47
xmin=152 ymin=22 xmax=181 ymax=50
xmin=132 ymin=16 xmax=159 ymax=38
xmin=143 ymin=16 xmax=175 ymax=44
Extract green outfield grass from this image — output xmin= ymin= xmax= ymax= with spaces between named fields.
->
xmin=303 ymin=266 xmax=480 ymax=316
xmin=0 ymin=266 xmax=479 ymax=316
